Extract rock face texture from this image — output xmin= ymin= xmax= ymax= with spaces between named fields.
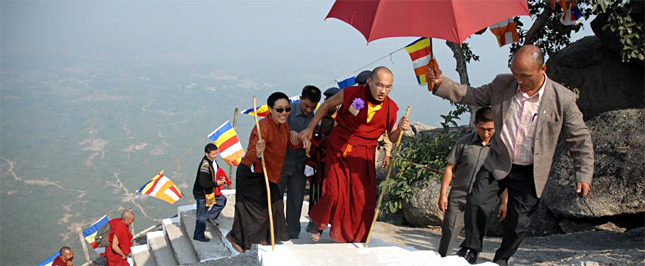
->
xmin=402 ymin=180 xmax=443 ymax=227
xmin=546 ymin=36 xmax=644 ymax=121
xmin=544 ymin=109 xmax=645 ymax=224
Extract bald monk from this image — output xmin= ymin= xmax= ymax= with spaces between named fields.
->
xmin=52 ymin=246 xmax=74 ymax=266
xmin=105 ymin=210 xmax=135 ymax=266
xmin=300 ymin=66 xmax=410 ymax=243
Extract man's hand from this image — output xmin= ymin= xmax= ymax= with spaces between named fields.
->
xmin=576 ymin=182 xmax=591 ymax=198
xmin=289 ymin=130 xmax=300 ymax=146
xmin=380 ymin=156 xmax=391 ymax=169
xmin=498 ymin=189 xmax=509 ymax=221
xmin=66 ymin=261 xmax=73 ymax=266
xmin=398 ymin=116 xmax=410 ymax=131
xmin=298 ymin=128 xmax=313 ymax=150
xmin=498 ymin=203 xmax=507 ymax=221
xmin=256 ymin=139 xmax=265 ymax=158
xmin=437 ymin=194 xmax=448 ymax=212
xmin=426 ymin=67 xmax=444 ymax=89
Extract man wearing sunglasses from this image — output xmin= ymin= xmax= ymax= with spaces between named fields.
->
xmin=299 ymin=66 xmax=410 ymax=243
xmin=277 ymin=85 xmax=322 ymax=239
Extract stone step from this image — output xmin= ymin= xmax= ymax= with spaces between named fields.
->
xmin=146 ymin=231 xmax=178 ymax=266
xmin=162 ymin=218 xmax=198 ymax=265
xmin=131 ymin=244 xmax=156 ymax=266
xmin=180 ymin=208 xmax=232 ymax=262
xmin=258 ymin=243 xmax=469 ymax=266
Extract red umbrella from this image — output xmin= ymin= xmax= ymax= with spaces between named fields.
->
xmin=326 ymin=0 xmax=530 ymax=44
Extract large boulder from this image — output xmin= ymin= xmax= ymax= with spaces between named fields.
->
xmin=402 ymin=179 xmax=443 ymax=226
xmin=543 ymin=109 xmax=645 ymax=221
xmin=546 ymin=36 xmax=644 ymax=121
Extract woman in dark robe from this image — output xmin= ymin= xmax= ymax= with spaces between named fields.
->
xmin=226 ymin=92 xmax=293 ymax=252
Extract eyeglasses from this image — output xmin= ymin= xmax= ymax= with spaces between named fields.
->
xmin=273 ymin=106 xmax=291 ymax=113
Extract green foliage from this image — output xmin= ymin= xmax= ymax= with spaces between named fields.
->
xmin=513 ymin=0 xmax=643 ymax=63
xmin=593 ymin=0 xmax=644 ymax=62
xmin=380 ymin=105 xmax=468 ymax=214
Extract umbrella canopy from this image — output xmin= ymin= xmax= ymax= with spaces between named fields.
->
xmin=326 ymin=0 xmax=530 ymax=44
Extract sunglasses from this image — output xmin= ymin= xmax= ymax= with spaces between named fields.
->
xmin=273 ymin=106 xmax=291 ymax=113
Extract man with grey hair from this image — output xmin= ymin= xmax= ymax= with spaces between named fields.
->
xmin=427 ymin=45 xmax=594 ymax=265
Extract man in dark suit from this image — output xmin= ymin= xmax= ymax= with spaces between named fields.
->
xmin=426 ymin=45 xmax=594 ymax=265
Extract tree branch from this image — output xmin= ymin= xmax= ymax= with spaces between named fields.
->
xmin=525 ymin=2 xmax=553 ymax=44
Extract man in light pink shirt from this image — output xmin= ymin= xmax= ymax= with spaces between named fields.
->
xmin=427 ymin=45 xmax=594 ymax=265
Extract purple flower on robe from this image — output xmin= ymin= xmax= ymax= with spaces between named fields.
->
xmin=351 ymin=98 xmax=365 ymax=110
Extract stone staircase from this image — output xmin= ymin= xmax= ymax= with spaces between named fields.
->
xmin=129 ymin=190 xmax=483 ymax=266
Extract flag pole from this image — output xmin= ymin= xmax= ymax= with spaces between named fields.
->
xmin=229 ymin=107 xmax=239 ymax=180
xmin=77 ymin=227 xmax=93 ymax=265
xmin=365 ymin=105 xmax=411 ymax=248
xmin=252 ymin=96 xmax=275 ymax=251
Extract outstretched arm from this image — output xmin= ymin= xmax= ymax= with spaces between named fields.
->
xmin=299 ymin=90 xmax=344 ymax=150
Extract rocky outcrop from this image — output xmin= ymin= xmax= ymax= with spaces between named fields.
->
xmin=546 ymin=36 xmax=644 ymax=121
xmin=544 ymin=109 xmax=645 ymax=221
xmin=401 ymin=109 xmax=645 ymax=236
xmin=401 ymin=180 xmax=443 ymax=226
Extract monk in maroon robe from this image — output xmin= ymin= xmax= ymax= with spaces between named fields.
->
xmin=300 ymin=66 xmax=410 ymax=243
xmin=52 ymin=246 xmax=74 ymax=266
xmin=104 ymin=210 xmax=134 ymax=266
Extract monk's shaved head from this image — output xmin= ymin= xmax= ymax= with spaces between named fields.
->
xmin=60 ymin=246 xmax=72 ymax=255
xmin=59 ymin=246 xmax=74 ymax=261
xmin=370 ymin=66 xmax=393 ymax=80
xmin=121 ymin=210 xmax=134 ymax=221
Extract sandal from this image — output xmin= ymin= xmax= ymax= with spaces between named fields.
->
xmin=226 ymin=232 xmax=245 ymax=253
xmin=308 ymin=227 xmax=321 ymax=242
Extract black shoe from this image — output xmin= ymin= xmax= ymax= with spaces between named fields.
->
xmin=456 ymin=247 xmax=478 ymax=264
xmin=465 ymin=250 xmax=479 ymax=264
xmin=207 ymin=219 xmax=219 ymax=227
xmin=193 ymin=236 xmax=210 ymax=242
xmin=456 ymin=247 xmax=469 ymax=258
xmin=289 ymin=233 xmax=300 ymax=239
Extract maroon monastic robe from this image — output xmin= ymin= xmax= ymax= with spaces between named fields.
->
xmin=51 ymin=256 xmax=67 ymax=266
xmin=105 ymin=218 xmax=132 ymax=266
xmin=309 ymin=85 xmax=398 ymax=243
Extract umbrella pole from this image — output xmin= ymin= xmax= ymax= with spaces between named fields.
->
xmin=365 ymin=106 xmax=411 ymax=248
xmin=252 ymin=96 xmax=276 ymax=251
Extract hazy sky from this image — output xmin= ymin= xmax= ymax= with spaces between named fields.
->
xmin=1 ymin=0 xmax=593 ymax=126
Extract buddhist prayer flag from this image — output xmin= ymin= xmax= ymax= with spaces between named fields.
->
xmin=551 ymin=0 xmax=584 ymax=26
xmin=83 ymin=215 xmax=109 ymax=250
xmin=241 ymin=104 xmax=271 ymax=117
xmin=136 ymin=170 xmax=183 ymax=204
xmin=405 ymin=37 xmax=438 ymax=85
xmin=489 ymin=19 xmax=520 ymax=47
xmin=208 ymin=121 xmax=245 ymax=166
xmin=561 ymin=5 xmax=584 ymax=26
xmin=241 ymin=95 xmax=303 ymax=118
xmin=337 ymin=76 xmax=356 ymax=89
xmin=36 ymin=251 xmax=60 ymax=266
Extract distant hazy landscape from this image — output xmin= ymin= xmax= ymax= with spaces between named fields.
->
xmin=0 ymin=48 xmax=457 ymax=264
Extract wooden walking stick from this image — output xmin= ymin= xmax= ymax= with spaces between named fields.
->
xmin=365 ymin=105 xmax=411 ymax=248
xmin=252 ymin=96 xmax=276 ymax=251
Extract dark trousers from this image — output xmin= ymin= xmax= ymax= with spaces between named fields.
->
xmin=438 ymin=199 xmax=465 ymax=257
xmin=461 ymin=165 xmax=540 ymax=263
xmin=277 ymin=167 xmax=307 ymax=239
xmin=194 ymin=195 xmax=227 ymax=239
